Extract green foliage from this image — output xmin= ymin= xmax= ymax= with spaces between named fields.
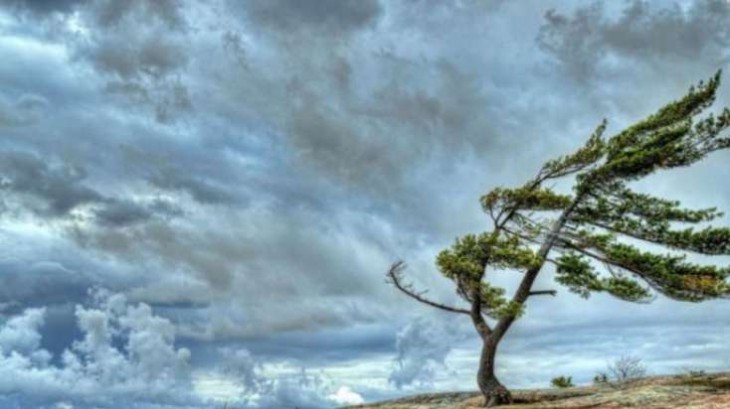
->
xmin=656 ymin=226 xmax=730 ymax=255
xmin=479 ymin=282 xmax=507 ymax=307
xmin=582 ymin=72 xmax=730 ymax=190
xmin=598 ymin=242 xmax=730 ymax=301
xmin=437 ymin=233 xmax=540 ymax=315
xmin=574 ymin=185 xmax=722 ymax=227
xmin=489 ymin=300 xmax=525 ymax=320
xmin=601 ymin=276 xmax=651 ymax=302
xmin=598 ymin=121 xmax=694 ymax=181
xmin=489 ymin=234 xmax=543 ymax=271
xmin=555 ymin=252 xmax=652 ymax=302
xmin=555 ymin=252 xmax=602 ymax=298
xmin=605 ymin=220 xmax=730 ymax=256
xmin=436 ymin=235 xmax=490 ymax=281
xmin=572 ymin=183 xmax=728 ymax=259
xmin=480 ymin=185 xmax=573 ymax=214
xmin=437 ymin=233 xmax=542 ymax=284
xmin=557 ymin=71 xmax=730 ymax=300
xmin=593 ymin=372 xmax=609 ymax=385
xmin=686 ymin=369 xmax=707 ymax=378
xmin=605 ymin=71 xmax=722 ymax=161
xmin=541 ymin=120 xmax=607 ymax=179
xmin=542 ymin=74 xmax=730 ymax=303
xmin=550 ymin=376 xmax=574 ymax=388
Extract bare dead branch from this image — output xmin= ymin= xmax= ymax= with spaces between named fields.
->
xmin=386 ymin=261 xmax=471 ymax=315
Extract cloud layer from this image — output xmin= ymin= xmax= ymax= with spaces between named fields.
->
xmin=1 ymin=0 xmax=730 ymax=407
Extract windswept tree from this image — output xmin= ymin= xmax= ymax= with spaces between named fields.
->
xmin=387 ymin=72 xmax=730 ymax=407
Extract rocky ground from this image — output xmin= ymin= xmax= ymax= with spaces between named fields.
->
xmin=346 ymin=372 xmax=730 ymax=409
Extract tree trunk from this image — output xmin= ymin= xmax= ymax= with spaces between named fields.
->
xmin=477 ymin=338 xmax=512 ymax=407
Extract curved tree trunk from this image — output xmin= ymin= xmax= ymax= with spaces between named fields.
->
xmin=477 ymin=338 xmax=512 ymax=407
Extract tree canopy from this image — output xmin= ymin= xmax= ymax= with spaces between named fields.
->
xmin=388 ymin=71 xmax=730 ymax=406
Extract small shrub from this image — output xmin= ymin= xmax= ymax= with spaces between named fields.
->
xmin=593 ymin=372 xmax=609 ymax=385
xmin=551 ymin=375 xmax=574 ymax=388
xmin=607 ymin=355 xmax=646 ymax=383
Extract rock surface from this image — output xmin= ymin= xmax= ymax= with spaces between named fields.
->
xmin=345 ymin=372 xmax=730 ymax=409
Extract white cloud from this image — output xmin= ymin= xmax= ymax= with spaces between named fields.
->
xmin=219 ymin=347 xmax=262 ymax=392
xmin=0 ymin=291 xmax=196 ymax=408
xmin=198 ymin=358 xmax=369 ymax=409
xmin=328 ymin=385 xmax=365 ymax=405
xmin=389 ymin=316 xmax=467 ymax=389
xmin=0 ymin=307 xmax=45 ymax=354
xmin=256 ymin=368 xmax=342 ymax=409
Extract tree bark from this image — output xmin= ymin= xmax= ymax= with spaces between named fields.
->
xmin=477 ymin=337 xmax=512 ymax=407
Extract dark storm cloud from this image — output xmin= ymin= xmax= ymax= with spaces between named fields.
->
xmin=4 ymin=0 xmax=88 ymax=16
xmin=67 ymin=204 xmax=399 ymax=339
xmin=202 ymin=0 xmax=511 ymax=207
xmin=0 ymin=224 xmax=152 ymax=319
xmin=538 ymin=0 xmax=730 ymax=79
xmin=93 ymin=199 xmax=154 ymax=227
xmin=238 ymin=323 xmax=396 ymax=364
xmin=0 ymin=260 xmax=91 ymax=308
xmin=5 ymin=0 xmax=184 ymax=26
xmin=86 ymin=35 xmax=188 ymax=81
xmin=0 ymin=93 xmax=48 ymax=127
xmin=0 ymin=150 xmax=103 ymax=217
xmin=281 ymin=57 xmax=495 ymax=193
xmin=4 ymin=0 xmax=194 ymax=122
xmin=244 ymin=0 xmax=382 ymax=34
xmin=76 ymin=4 xmax=192 ymax=122
xmin=91 ymin=0 xmax=185 ymax=29
xmin=0 ymin=150 xmax=180 ymax=227
xmin=1 ymin=1 xmax=490 ymax=337
xmin=148 ymin=168 xmax=238 ymax=205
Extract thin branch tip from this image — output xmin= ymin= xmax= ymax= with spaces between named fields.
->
xmin=386 ymin=259 xmax=471 ymax=315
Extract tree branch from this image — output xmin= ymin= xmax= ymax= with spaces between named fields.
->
xmin=470 ymin=290 xmax=493 ymax=339
xmin=580 ymin=219 xmax=727 ymax=257
xmin=529 ymin=290 xmax=557 ymax=297
xmin=556 ymin=239 xmax=663 ymax=299
xmin=386 ymin=261 xmax=471 ymax=315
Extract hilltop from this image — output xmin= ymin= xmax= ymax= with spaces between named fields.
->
xmin=346 ymin=372 xmax=730 ymax=409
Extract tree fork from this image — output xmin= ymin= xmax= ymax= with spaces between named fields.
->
xmin=494 ymin=192 xmax=586 ymax=340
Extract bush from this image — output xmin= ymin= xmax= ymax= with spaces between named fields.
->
xmin=551 ymin=375 xmax=574 ymax=388
xmin=593 ymin=372 xmax=609 ymax=385
xmin=687 ymin=369 xmax=707 ymax=378
xmin=607 ymin=355 xmax=646 ymax=383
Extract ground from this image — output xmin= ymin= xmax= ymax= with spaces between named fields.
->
xmin=346 ymin=372 xmax=730 ymax=409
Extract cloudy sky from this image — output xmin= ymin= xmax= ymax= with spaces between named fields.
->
xmin=1 ymin=0 xmax=730 ymax=408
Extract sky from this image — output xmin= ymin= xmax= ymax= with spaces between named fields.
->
xmin=1 ymin=0 xmax=730 ymax=408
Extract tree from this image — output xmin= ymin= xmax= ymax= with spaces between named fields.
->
xmin=387 ymin=72 xmax=730 ymax=407
xmin=607 ymin=355 xmax=646 ymax=384
xmin=550 ymin=376 xmax=574 ymax=388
